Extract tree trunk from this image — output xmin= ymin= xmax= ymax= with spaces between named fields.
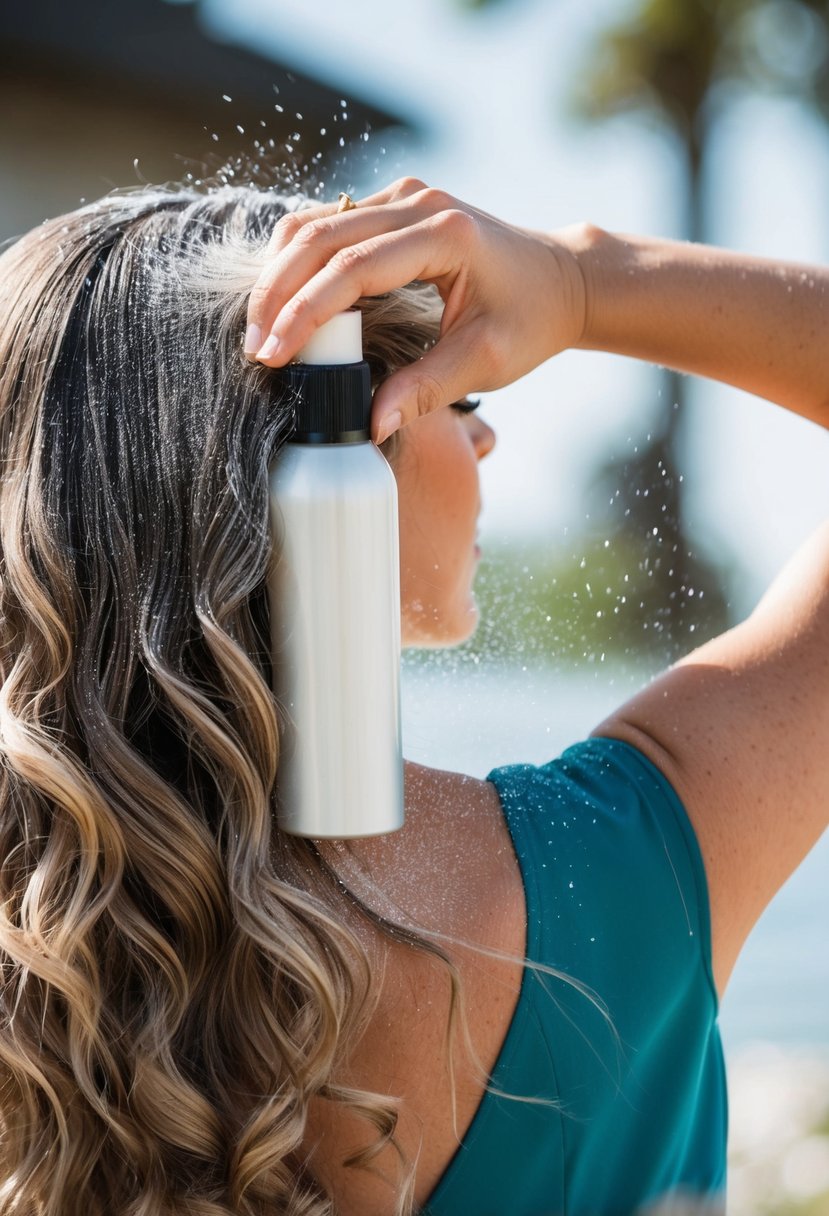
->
xmin=585 ymin=122 xmax=729 ymax=662
xmin=659 ymin=126 xmax=705 ymax=629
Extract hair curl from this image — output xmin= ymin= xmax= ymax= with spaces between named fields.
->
xmin=0 ymin=184 xmax=609 ymax=1216
xmin=0 ymin=184 xmax=442 ymax=1215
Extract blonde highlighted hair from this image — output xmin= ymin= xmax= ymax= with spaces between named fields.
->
xmin=0 ymin=182 xmax=452 ymax=1216
xmin=0 ymin=184 xmax=611 ymax=1215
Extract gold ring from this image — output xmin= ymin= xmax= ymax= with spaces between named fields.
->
xmin=337 ymin=192 xmax=357 ymax=213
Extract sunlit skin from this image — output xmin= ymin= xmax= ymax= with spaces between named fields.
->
xmin=389 ymin=403 xmax=496 ymax=648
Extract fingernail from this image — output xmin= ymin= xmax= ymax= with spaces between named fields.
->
xmin=244 ymin=323 xmax=261 ymax=357
xmin=257 ymin=334 xmax=280 ymax=361
xmin=376 ymin=410 xmax=402 ymax=445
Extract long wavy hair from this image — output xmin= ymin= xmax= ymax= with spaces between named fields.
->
xmin=0 ymin=183 xmax=474 ymax=1216
xmin=0 ymin=185 xmax=606 ymax=1216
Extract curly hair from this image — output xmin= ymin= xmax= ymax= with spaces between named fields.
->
xmin=0 ymin=182 xmax=471 ymax=1216
xmin=0 ymin=184 xmax=603 ymax=1216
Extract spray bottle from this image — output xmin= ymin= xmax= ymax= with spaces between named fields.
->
xmin=267 ymin=309 xmax=404 ymax=838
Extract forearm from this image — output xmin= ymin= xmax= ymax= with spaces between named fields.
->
xmin=566 ymin=224 xmax=829 ymax=429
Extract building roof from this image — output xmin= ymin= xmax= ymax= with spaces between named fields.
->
xmin=1 ymin=0 xmax=418 ymax=151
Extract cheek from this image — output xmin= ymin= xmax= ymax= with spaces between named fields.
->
xmin=428 ymin=436 xmax=477 ymax=527
xmin=394 ymin=426 xmax=477 ymax=570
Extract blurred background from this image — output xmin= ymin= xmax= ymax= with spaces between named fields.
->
xmin=2 ymin=0 xmax=828 ymax=1210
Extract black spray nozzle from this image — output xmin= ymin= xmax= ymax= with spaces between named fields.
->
xmin=281 ymin=361 xmax=372 ymax=444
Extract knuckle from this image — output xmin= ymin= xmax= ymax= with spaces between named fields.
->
xmin=247 ymin=279 xmax=277 ymax=320
xmin=330 ymin=243 xmax=370 ymax=276
xmin=248 ymin=280 xmax=272 ymax=308
xmin=414 ymin=374 xmax=444 ymax=419
xmin=277 ymin=211 xmax=305 ymax=238
xmin=266 ymin=212 xmax=304 ymax=250
xmin=435 ymin=207 xmax=477 ymax=242
xmin=419 ymin=186 xmax=453 ymax=212
xmin=281 ymin=292 xmax=311 ymax=325
xmin=391 ymin=175 xmax=428 ymax=199
xmin=293 ymin=216 xmax=332 ymax=250
xmin=476 ymin=328 xmax=507 ymax=379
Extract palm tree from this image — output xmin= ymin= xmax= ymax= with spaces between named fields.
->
xmin=568 ymin=0 xmax=829 ymax=656
xmin=570 ymin=0 xmax=737 ymax=656
xmin=455 ymin=0 xmax=829 ymax=659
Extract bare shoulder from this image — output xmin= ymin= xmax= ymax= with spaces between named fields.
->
xmin=307 ymin=762 xmax=526 ymax=1216
xmin=323 ymin=760 xmax=519 ymax=940
xmin=592 ymin=519 xmax=829 ymax=999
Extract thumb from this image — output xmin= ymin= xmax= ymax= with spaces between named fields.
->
xmin=371 ymin=325 xmax=489 ymax=444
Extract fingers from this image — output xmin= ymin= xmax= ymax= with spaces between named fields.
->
xmin=251 ymin=207 xmax=478 ymax=366
xmin=263 ymin=201 xmax=339 ymax=259
xmin=248 ymin=205 xmax=419 ymax=354
xmin=371 ymin=317 xmax=498 ymax=444
xmin=245 ymin=181 xmax=458 ymax=358
xmin=243 ymin=178 xmax=501 ymax=445
xmin=255 ymin=177 xmax=431 ymax=284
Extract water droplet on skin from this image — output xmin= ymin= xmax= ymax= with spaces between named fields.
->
xmin=222 ymin=93 xmax=232 ymax=102
xmin=236 ymin=124 xmax=245 ymax=134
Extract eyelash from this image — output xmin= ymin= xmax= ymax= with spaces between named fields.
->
xmin=450 ymin=397 xmax=481 ymax=414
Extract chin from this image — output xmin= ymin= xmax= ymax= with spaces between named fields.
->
xmin=402 ymin=597 xmax=480 ymax=650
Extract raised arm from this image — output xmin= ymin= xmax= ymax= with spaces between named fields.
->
xmin=574 ymin=229 xmax=829 ymax=998
xmin=246 ymin=179 xmax=829 ymax=436
xmin=570 ymin=224 xmax=829 ymax=427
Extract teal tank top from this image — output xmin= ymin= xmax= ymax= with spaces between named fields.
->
xmin=420 ymin=737 xmax=727 ymax=1216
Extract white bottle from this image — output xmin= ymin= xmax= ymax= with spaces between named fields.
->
xmin=268 ymin=310 xmax=404 ymax=838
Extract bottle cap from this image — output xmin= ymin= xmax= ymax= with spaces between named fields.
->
xmin=283 ymin=311 xmax=370 ymax=443
xmin=296 ymin=310 xmax=362 ymax=365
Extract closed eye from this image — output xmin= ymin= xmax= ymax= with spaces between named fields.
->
xmin=450 ymin=397 xmax=481 ymax=414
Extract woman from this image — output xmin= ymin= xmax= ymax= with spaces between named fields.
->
xmin=0 ymin=178 xmax=824 ymax=1216
xmin=245 ymin=178 xmax=829 ymax=1214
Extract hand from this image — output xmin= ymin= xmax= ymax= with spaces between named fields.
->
xmin=245 ymin=178 xmax=588 ymax=444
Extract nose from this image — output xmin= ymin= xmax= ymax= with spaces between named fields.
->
xmin=474 ymin=417 xmax=496 ymax=460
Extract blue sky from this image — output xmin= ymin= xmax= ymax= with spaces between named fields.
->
xmin=200 ymin=0 xmax=829 ymax=614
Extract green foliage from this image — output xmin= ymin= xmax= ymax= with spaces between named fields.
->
xmin=569 ymin=0 xmax=724 ymax=140
xmin=419 ymin=530 xmax=733 ymax=674
xmin=569 ymin=0 xmax=829 ymax=138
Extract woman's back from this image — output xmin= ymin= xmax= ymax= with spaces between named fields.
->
xmin=303 ymin=762 xmax=526 ymax=1216
xmin=303 ymin=743 xmax=727 ymax=1216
